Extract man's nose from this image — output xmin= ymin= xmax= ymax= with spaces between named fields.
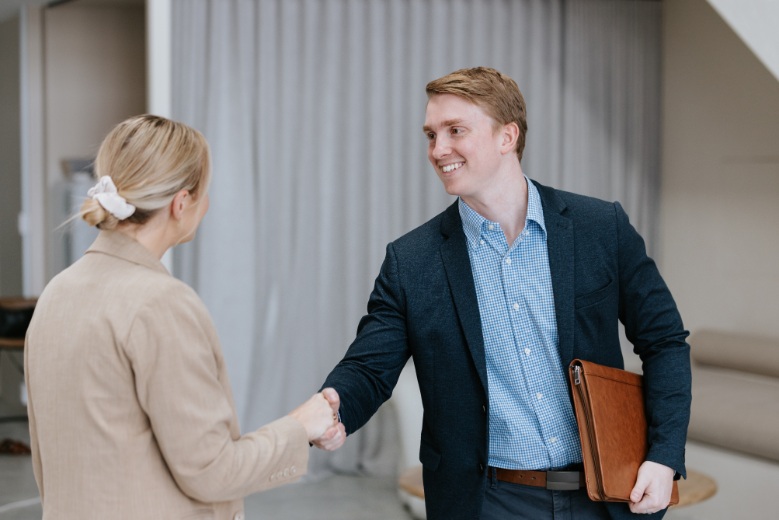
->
xmin=431 ymin=136 xmax=451 ymax=159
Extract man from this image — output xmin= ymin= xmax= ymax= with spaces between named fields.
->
xmin=316 ymin=67 xmax=691 ymax=519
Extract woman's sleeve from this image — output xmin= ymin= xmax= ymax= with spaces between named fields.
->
xmin=126 ymin=282 xmax=309 ymax=502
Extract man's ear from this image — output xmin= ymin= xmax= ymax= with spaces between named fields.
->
xmin=500 ymin=122 xmax=520 ymax=155
xmin=170 ymin=189 xmax=190 ymax=220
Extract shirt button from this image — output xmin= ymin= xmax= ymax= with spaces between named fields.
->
xmin=524 ymin=348 xmax=531 ymax=355
xmin=513 ymin=303 xmax=519 ymax=311
xmin=505 ymin=258 xmax=512 ymax=265
xmin=550 ymin=437 xmax=558 ymax=444
xmin=480 ymin=239 xmax=485 ymax=245
xmin=536 ymin=392 xmax=543 ymax=400
xmin=488 ymin=224 xmax=494 ymax=231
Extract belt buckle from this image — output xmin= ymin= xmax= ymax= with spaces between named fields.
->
xmin=545 ymin=470 xmax=581 ymax=491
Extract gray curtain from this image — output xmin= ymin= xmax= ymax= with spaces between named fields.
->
xmin=171 ymin=0 xmax=661 ymax=478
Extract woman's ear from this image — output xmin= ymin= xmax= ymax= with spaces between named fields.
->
xmin=170 ymin=189 xmax=190 ymax=220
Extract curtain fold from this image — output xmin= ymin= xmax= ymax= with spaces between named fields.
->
xmin=171 ymin=0 xmax=662 ymax=477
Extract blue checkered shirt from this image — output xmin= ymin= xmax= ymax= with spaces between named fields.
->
xmin=459 ymin=178 xmax=582 ymax=470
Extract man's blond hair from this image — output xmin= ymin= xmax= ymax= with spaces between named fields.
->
xmin=426 ymin=67 xmax=528 ymax=162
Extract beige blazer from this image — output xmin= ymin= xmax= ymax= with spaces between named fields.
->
xmin=25 ymin=231 xmax=309 ymax=520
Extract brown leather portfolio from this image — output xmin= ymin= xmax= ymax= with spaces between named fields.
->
xmin=568 ymin=359 xmax=679 ymax=505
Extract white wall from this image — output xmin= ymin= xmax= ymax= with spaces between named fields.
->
xmin=0 ymin=14 xmax=25 ymax=410
xmin=706 ymin=0 xmax=779 ymax=82
xmin=0 ymin=15 xmax=23 ymax=297
xmin=41 ymin=2 xmax=146 ymax=280
xmin=660 ymin=0 xmax=779 ymax=339
xmin=1 ymin=1 xmax=146 ymax=409
xmin=661 ymin=2 xmax=779 ymax=518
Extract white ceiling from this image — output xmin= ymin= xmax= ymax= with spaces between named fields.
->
xmin=706 ymin=0 xmax=779 ymax=82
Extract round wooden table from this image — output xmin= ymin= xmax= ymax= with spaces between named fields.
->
xmin=675 ymin=469 xmax=717 ymax=507
xmin=399 ymin=465 xmax=717 ymax=507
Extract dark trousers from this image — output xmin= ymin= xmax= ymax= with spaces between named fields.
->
xmin=480 ymin=470 xmax=610 ymax=520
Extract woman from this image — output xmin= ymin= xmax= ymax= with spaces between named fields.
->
xmin=24 ymin=115 xmax=344 ymax=519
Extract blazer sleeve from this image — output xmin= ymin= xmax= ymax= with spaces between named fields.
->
xmin=322 ymin=242 xmax=412 ymax=434
xmin=125 ymin=282 xmax=309 ymax=503
xmin=614 ymin=201 xmax=691 ymax=478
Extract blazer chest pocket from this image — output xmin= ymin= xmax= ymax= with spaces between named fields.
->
xmin=574 ymin=279 xmax=614 ymax=310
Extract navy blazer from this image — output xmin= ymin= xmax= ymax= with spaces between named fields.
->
xmin=323 ymin=180 xmax=691 ymax=520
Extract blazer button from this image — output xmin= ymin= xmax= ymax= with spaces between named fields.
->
xmin=482 ymin=404 xmax=486 ymax=414
xmin=479 ymin=463 xmax=485 ymax=472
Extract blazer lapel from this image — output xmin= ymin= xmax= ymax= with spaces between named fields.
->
xmin=439 ymin=202 xmax=489 ymax=394
xmin=534 ymin=181 xmax=576 ymax=366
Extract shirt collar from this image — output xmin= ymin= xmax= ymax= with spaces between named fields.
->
xmin=458 ymin=176 xmax=546 ymax=249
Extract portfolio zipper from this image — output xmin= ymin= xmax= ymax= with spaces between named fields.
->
xmin=573 ymin=364 xmax=604 ymax=497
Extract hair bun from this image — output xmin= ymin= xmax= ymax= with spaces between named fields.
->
xmin=80 ymin=198 xmax=117 ymax=229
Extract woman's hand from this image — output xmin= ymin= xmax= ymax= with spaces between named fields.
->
xmin=288 ymin=388 xmax=345 ymax=450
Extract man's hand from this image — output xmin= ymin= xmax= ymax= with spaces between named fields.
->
xmin=629 ymin=461 xmax=675 ymax=515
xmin=311 ymin=387 xmax=346 ymax=451
xmin=288 ymin=387 xmax=344 ymax=449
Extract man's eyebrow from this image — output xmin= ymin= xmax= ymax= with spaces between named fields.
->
xmin=422 ymin=119 xmax=465 ymax=133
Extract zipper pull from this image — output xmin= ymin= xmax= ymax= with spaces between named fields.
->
xmin=573 ymin=365 xmax=581 ymax=385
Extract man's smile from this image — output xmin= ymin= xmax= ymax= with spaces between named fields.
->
xmin=441 ymin=162 xmax=464 ymax=173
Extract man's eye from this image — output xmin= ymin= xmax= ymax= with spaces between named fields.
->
xmin=451 ymin=127 xmax=463 ymax=135
xmin=426 ymin=132 xmax=436 ymax=141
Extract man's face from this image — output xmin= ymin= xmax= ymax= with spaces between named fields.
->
xmin=423 ymin=94 xmax=506 ymax=202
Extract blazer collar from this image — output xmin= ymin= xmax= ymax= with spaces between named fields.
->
xmin=532 ymin=180 xmax=576 ymax=366
xmin=86 ymin=230 xmax=170 ymax=275
xmin=439 ymin=200 xmax=489 ymax=394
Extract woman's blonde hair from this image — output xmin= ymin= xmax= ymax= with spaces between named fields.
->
xmin=80 ymin=115 xmax=211 ymax=229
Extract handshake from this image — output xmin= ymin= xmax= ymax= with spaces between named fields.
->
xmin=288 ymin=388 xmax=347 ymax=451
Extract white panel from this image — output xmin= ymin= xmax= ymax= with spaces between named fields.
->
xmin=707 ymin=0 xmax=779 ymax=81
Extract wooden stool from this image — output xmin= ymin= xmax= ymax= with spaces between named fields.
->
xmin=0 ymin=337 xmax=25 ymax=349
xmin=0 ymin=297 xmax=37 ymax=347
xmin=0 ymin=297 xmax=36 ymax=423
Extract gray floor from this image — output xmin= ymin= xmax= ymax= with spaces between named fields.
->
xmin=0 ymin=418 xmax=412 ymax=520
xmin=2 ymin=410 xmax=722 ymax=520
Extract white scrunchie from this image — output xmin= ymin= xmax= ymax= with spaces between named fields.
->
xmin=87 ymin=176 xmax=136 ymax=220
